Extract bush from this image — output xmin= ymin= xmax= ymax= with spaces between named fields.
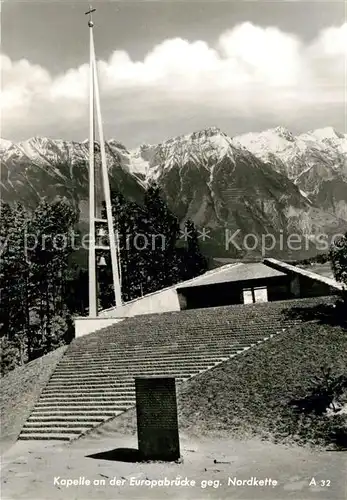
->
xmin=284 ymin=369 xmax=347 ymax=449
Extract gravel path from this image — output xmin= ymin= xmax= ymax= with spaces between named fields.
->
xmin=1 ymin=433 xmax=346 ymax=499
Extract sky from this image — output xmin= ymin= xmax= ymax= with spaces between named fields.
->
xmin=1 ymin=0 xmax=346 ymax=148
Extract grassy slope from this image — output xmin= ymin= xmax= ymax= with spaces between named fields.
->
xmin=84 ymin=322 xmax=347 ymax=449
xmin=0 ymin=346 xmax=67 ymax=451
xmin=177 ymin=322 xmax=347 ymax=444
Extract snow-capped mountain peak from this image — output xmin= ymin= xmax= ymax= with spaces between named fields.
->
xmin=232 ymin=126 xmax=293 ymax=159
xmin=127 ymin=126 xmax=237 ymax=182
xmin=272 ymin=126 xmax=295 ymax=142
xmin=307 ymin=127 xmax=344 ymax=141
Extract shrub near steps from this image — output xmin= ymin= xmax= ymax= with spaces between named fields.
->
xmin=19 ymin=296 xmax=337 ymax=441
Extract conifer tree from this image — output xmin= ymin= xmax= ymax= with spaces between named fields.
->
xmin=330 ymin=232 xmax=347 ymax=307
xmin=28 ymin=197 xmax=77 ymax=357
xmin=330 ymin=232 xmax=347 ymax=288
xmin=0 ymin=202 xmax=31 ymax=363
xmin=183 ymin=219 xmax=208 ymax=279
xmin=144 ymin=183 xmax=181 ymax=288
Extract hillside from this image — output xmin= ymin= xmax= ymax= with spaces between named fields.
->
xmin=0 ymin=346 xmax=67 ymax=452
xmin=85 ymin=313 xmax=347 ymax=450
xmin=178 ymin=322 xmax=347 ymax=448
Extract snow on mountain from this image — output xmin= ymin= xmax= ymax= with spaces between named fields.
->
xmin=124 ymin=151 xmax=147 ymax=176
xmin=4 ymin=125 xmax=345 ymax=189
xmin=0 ymin=136 xmax=144 ymax=212
xmin=129 ymin=126 xmax=347 ymax=259
xmin=129 ymin=127 xmax=237 ymax=182
xmin=0 ymin=138 xmax=12 ymax=154
xmin=229 ymin=126 xmax=347 ymax=223
xmin=233 ymin=126 xmax=295 ymax=158
xmin=233 ymin=126 xmax=347 ymax=176
xmin=233 ymin=126 xmax=346 ymax=184
xmin=306 ymin=127 xmax=345 ymax=141
xmin=1 ymin=125 xmax=346 ymax=259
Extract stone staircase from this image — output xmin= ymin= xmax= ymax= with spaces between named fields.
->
xmin=18 ymin=296 xmax=333 ymax=440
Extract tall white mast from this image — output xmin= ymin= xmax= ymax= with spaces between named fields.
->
xmin=86 ymin=6 xmax=122 ymax=315
xmin=87 ymin=6 xmax=97 ymax=317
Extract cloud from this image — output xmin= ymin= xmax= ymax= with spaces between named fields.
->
xmin=1 ymin=22 xmax=346 ymax=142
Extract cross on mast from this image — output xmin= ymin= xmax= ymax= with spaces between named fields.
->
xmin=86 ymin=6 xmax=122 ymax=317
xmin=85 ymin=6 xmax=96 ymax=27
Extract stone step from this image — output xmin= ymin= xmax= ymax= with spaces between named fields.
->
xmin=67 ymin=346 xmax=250 ymax=357
xmin=44 ymin=382 xmax=186 ymax=391
xmin=45 ymin=385 xmax=135 ymax=391
xmin=38 ymin=394 xmax=135 ymax=400
xmin=72 ymin=330 xmax=256 ymax=339
xmin=20 ymin=427 xmax=87 ymax=434
xmin=94 ymin=332 xmax=253 ymax=340
xmin=85 ymin=323 xmax=284 ymax=331
xmin=24 ymin=421 xmax=98 ymax=429
xmin=56 ymin=360 xmax=219 ymax=371
xmin=58 ymin=360 xmax=227 ymax=370
xmin=78 ymin=323 xmax=287 ymax=333
xmin=80 ymin=338 xmax=268 ymax=349
xmin=29 ymin=410 xmax=121 ymax=417
xmin=31 ymin=404 xmax=132 ymax=411
xmin=67 ymin=344 xmax=251 ymax=356
xmin=97 ymin=317 xmax=282 ymax=325
xmin=49 ymin=371 xmax=208 ymax=379
xmin=95 ymin=314 xmax=290 ymax=324
xmin=53 ymin=366 xmax=215 ymax=376
xmin=49 ymin=374 xmax=195 ymax=382
xmin=18 ymin=434 xmax=74 ymax=441
xmin=111 ymin=323 xmax=282 ymax=330
xmin=46 ymin=381 xmax=137 ymax=388
xmin=47 ymin=379 xmax=192 ymax=387
xmin=59 ymin=354 xmax=226 ymax=362
xmin=68 ymin=338 xmax=243 ymax=349
xmin=35 ymin=400 xmax=134 ymax=407
xmin=54 ymin=364 xmax=211 ymax=370
xmin=66 ymin=342 xmax=249 ymax=351
xmin=41 ymin=389 xmax=135 ymax=396
xmin=59 ymin=362 xmax=233 ymax=371
xmin=50 ymin=369 xmax=201 ymax=376
xmin=47 ymin=377 xmax=187 ymax=385
xmin=69 ymin=342 xmax=245 ymax=349
xmin=46 ymin=380 xmax=139 ymax=386
xmin=27 ymin=416 xmax=107 ymax=422
xmin=39 ymin=395 xmax=136 ymax=401
xmin=59 ymin=353 xmax=230 ymax=363
xmin=73 ymin=335 xmax=261 ymax=342
xmin=50 ymin=370 xmax=194 ymax=378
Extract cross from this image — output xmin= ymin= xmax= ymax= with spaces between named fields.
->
xmin=85 ymin=6 xmax=96 ymax=27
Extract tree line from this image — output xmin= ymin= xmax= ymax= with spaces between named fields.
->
xmin=0 ymin=185 xmax=208 ymax=375
xmin=0 ymin=198 xmax=78 ymax=373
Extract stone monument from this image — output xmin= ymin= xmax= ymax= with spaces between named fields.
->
xmin=135 ymin=377 xmax=180 ymax=461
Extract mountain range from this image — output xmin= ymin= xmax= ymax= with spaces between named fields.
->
xmin=1 ymin=126 xmax=346 ymax=259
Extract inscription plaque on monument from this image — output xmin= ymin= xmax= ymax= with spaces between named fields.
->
xmin=135 ymin=376 xmax=180 ymax=461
